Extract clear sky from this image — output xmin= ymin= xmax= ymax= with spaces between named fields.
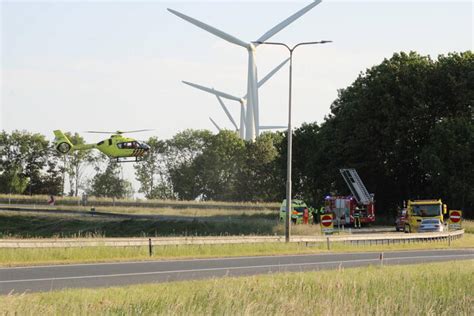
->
xmin=0 ymin=0 xmax=472 ymax=194
xmin=2 ymin=0 xmax=472 ymax=141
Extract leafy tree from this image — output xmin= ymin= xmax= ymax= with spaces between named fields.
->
xmin=0 ymin=130 xmax=54 ymax=195
xmin=166 ymin=129 xmax=213 ymax=169
xmin=420 ymin=118 xmax=474 ymax=213
xmin=192 ymin=130 xmax=245 ymax=200
xmin=88 ymin=161 xmax=133 ymax=199
xmin=237 ymin=132 xmax=284 ymax=201
xmin=29 ymin=150 xmax=65 ymax=195
xmin=134 ymin=137 xmax=174 ymax=199
xmin=167 ymin=129 xmax=213 ymax=200
xmin=64 ymin=132 xmax=96 ymax=196
xmin=289 ymin=51 xmax=473 ymax=216
xmin=168 ymin=163 xmax=200 ymax=200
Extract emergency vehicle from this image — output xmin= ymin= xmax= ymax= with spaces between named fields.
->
xmin=279 ymin=199 xmax=311 ymax=224
xmin=324 ymin=169 xmax=375 ymax=226
xmin=403 ymin=199 xmax=447 ymax=233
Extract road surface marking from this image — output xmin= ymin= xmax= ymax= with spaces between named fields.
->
xmin=1 ymin=254 xmax=472 ymax=284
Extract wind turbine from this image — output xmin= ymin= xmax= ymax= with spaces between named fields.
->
xmin=168 ymin=0 xmax=322 ymax=141
xmin=185 ymin=81 xmax=246 ymax=138
xmin=215 ymin=95 xmax=286 ymax=136
xmin=183 ymin=57 xmax=290 ymax=140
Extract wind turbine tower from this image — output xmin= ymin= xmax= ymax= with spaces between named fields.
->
xmin=168 ymin=0 xmax=322 ymax=141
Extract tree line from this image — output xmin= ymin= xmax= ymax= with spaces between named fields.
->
xmin=0 ymin=51 xmax=472 ymax=217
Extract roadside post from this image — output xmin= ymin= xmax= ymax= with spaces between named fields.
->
xmin=449 ymin=210 xmax=462 ymax=231
xmin=149 ymin=238 xmax=153 ymax=257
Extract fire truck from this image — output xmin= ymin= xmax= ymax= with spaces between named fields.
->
xmin=324 ymin=169 xmax=375 ymax=226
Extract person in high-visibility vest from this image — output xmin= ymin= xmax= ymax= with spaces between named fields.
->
xmin=354 ymin=208 xmax=361 ymax=228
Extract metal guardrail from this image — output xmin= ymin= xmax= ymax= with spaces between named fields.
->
xmin=0 ymin=230 xmax=464 ymax=248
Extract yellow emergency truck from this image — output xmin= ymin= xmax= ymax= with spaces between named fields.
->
xmin=403 ymin=199 xmax=447 ymax=233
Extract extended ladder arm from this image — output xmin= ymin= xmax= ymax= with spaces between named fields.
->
xmin=339 ymin=169 xmax=372 ymax=205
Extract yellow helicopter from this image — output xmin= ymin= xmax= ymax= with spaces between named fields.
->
xmin=53 ymin=130 xmax=151 ymax=162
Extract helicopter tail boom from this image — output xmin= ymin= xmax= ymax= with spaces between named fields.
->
xmin=53 ymin=130 xmax=74 ymax=154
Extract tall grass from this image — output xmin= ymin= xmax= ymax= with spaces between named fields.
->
xmin=1 ymin=260 xmax=472 ymax=315
xmin=40 ymin=205 xmax=278 ymax=217
xmin=463 ymin=219 xmax=474 ymax=234
xmin=0 ymin=211 xmax=278 ymax=238
xmin=0 ymin=194 xmax=280 ymax=210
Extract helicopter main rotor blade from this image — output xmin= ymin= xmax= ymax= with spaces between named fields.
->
xmin=85 ymin=129 xmax=154 ymax=134
xmin=85 ymin=131 xmax=117 ymax=134
xmin=118 ymin=129 xmax=154 ymax=134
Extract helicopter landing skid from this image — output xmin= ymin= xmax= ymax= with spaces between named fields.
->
xmin=114 ymin=157 xmax=144 ymax=163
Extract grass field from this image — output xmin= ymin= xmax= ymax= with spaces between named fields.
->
xmin=0 ymin=194 xmax=280 ymax=210
xmin=463 ymin=219 xmax=474 ymax=234
xmin=1 ymin=203 xmax=279 ymax=217
xmin=1 ymin=234 xmax=472 ymax=267
xmin=1 ymin=260 xmax=473 ymax=314
xmin=0 ymin=211 xmax=278 ymax=238
xmin=1 ymin=209 xmax=472 ymax=267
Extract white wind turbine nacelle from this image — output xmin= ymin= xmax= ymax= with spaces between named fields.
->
xmin=168 ymin=0 xmax=322 ymax=141
xmin=182 ymin=57 xmax=290 ymax=141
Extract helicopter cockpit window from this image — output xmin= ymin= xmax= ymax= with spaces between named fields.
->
xmin=117 ymin=142 xmax=139 ymax=149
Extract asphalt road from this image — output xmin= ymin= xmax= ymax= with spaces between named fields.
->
xmin=1 ymin=249 xmax=473 ymax=294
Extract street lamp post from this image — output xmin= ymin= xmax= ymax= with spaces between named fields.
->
xmin=254 ymin=40 xmax=331 ymax=242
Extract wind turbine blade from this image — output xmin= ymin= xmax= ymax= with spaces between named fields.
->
xmin=168 ymin=9 xmax=248 ymax=48
xmin=216 ymin=96 xmax=239 ymax=131
xmin=209 ymin=117 xmax=221 ymax=132
xmin=260 ymin=126 xmax=287 ymax=130
xmin=183 ymin=81 xmax=241 ymax=102
xmin=256 ymin=0 xmax=322 ymax=44
xmin=257 ymin=58 xmax=290 ymax=88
